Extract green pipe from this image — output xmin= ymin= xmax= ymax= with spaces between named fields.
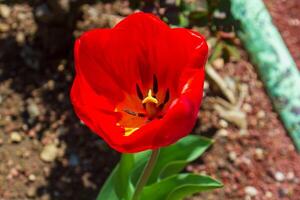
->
xmin=230 ymin=0 xmax=300 ymax=151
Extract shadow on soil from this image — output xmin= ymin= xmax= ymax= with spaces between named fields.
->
xmin=0 ymin=1 xmax=120 ymax=199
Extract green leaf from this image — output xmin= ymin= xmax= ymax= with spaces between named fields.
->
xmin=98 ymin=136 xmax=216 ymax=200
xmin=159 ymin=160 xmax=188 ymax=179
xmin=180 ymin=1 xmax=197 ymax=13
xmin=207 ymin=37 xmax=218 ymax=49
xmin=97 ymin=154 xmax=135 ymax=200
xmin=209 ymin=41 xmax=224 ymax=62
xmin=96 ymin=166 xmax=119 ymax=200
xmin=130 ymin=151 xmax=151 ymax=185
xmin=179 ymin=13 xmax=189 ymax=27
xmin=147 ymin=135 xmax=212 ymax=184
xmin=189 ymin=11 xmax=209 ymax=27
xmin=133 ymin=150 xmax=151 ymax=164
xmin=115 ymin=154 xmax=135 ymax=200
xmin=141 ymin=173 xmax=223 ymax=200
xmin=224 ymin=43 xmax=241 ymax=60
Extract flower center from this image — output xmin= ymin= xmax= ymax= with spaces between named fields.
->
xmin=117 ymin=74 xmax=171 ymax=136
xmin=142 ymin=89 xmax=159 ymax=119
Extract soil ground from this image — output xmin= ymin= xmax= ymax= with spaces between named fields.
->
xmin=0 ymin=1 xmax=299 ymax=200
xmin=264 ymin=0 xmax=300 ymax=69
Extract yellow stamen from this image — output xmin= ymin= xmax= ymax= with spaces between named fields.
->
xmin=142 ymin=90 xmax=158 ymax=104
xmin=124 ymin=127 xmax=139 ymax=136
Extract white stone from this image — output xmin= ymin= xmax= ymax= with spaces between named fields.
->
xmin=274 ymin=171 xmax=285 ymax=182
xmin=0 ymin=4 xmax=11 ymax=18
xmin=257 ymin=110 xmax=266 ymax=119
xmin=228 ymin=151 xmax=237 ymax=162
xmin=10 ymin=132 xmax=22 ymax=143
xmin=28 ymin=174 xmax=36 ymax=182
xmin=27 ymin=102 xmax=40 ymax=118
xmin=217 ymin=129 xmax=228 ymax=137
xmin=245 ymin=186 xmax=258 ymax=197
xmin=40 ymin=144 xmax=58 ymax=162
xmin=242 ymin=103 xmax=252 ymax=113
xmin=219 ymin=119 xmax=228 ymax=128
xmin=255 ymin=148 xmax=264 ymax=160
xmin=265 ymin=191 xmax=273 ymax=198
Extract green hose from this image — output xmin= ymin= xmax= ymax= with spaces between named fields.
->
xmin=231 ymin=0 xmax=300 ymax=151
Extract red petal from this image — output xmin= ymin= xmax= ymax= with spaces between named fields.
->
xmin=75 ymin=29 xmax=127 ymax=103
xmin=75 ymin=13 xmax=207 ymax=98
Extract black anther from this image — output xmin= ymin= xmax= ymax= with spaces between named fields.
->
xmin=136 ymin=84 xmax=144 ymax=100
xmin=158 ymin=89 xmax=170 ymax=110
xmin=138 ymin=113 xmax=146 ymax=117
xmin=163 ymin=89 xmax=170 ymax=104
xmin=123 ymin=109 xmax=137 ymax=116
xmin=153 ymin=75 xmax=158 ymax=94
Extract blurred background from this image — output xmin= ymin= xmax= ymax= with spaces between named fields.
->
xmin=0 ymin=0 xmax=299 ymax=199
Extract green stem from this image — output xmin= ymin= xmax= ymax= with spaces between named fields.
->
xmin=132 ymin=149 xmax=160 ymax=200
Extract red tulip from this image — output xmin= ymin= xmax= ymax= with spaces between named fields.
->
xmin=71 ymin=12 xmax=208 ymax=153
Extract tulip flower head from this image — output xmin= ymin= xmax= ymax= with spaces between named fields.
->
xmin=71 ymin=12 xmax=208 ymax=153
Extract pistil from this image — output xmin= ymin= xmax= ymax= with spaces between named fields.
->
xmin=142 ymin=89 xmax=159 ymax=119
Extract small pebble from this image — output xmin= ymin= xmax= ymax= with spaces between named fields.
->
xmin=217 ymin=129 xmax=228 ymax=137
xmin=254 ymin=148 xmax=264 ymax=160
xmin=257 ymin=110 xmax=266 ymax=119
xmin=46 ymin=80 xmax=55 ymax=90
xmin=203 ymin=81 xmax=209 ymax=90
xmin=0 ymin=4 xmax=11 ymax=18
xmin=41 ymin=194 xmax=50 ymax=200
xmin=10 ymin=132 xmax=22 ymax=143
xmin=212 ymin=58 xmax=224 ymax=69
xmin=213 ymin=10 xmax=227 ymax=19
xmin=245 ymin=186 xmax=258 ymax=197
xmin=22 ymin=150 xmax=31 ymax=158
xmin=242 ymin=103 xmax=252 ymax=113
xmin=239 ymin=129 xmax=248 ymax=136
xmin=278 ymin=188 xmax=289 ymax=197
xmin=57 ymin=63 xmax=65 ymax=71
xmin=0 ymin=23 xmax=9 ymax=32
xmin=286 ymin=171 xmax=295 ymax=181
xmin=27 ymin=102 xmax=40 ymax=118
xmin=10 ymin=168 xmax=19 ymax=177
xmin=27 ymin=186 xmax=36 ymax=198
xmin=228 ymin=151 xmax=237 ymax=162
xmin=69 ymin=154 xmax=79 ymax=167
xmin=219 ymin=119 xmax=228 ymax=128
xmin=43 ymin=166 xmax=51 ymax=177
xmin=40 ymin=144 xmax=58 ymax=162
xmin=265 ymin=191 xmax=273 ymax=198
xmin=7 ymin=168 xmax=19 ymax=180
xmin=28 ymin=174 xmax=36 ymax=182
xmin=16 ymin=32 xmax=25 ymax=44
xmin=274 ymin=171 xmax=285 ymax=182
xmin=288 ymin=18 xmax=300 ymax=26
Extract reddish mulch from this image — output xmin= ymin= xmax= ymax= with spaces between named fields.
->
xmin=264 ymin=0 xmax=300 ymax=69
xmin=188 ymin=60 xmax=300 ymax=200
